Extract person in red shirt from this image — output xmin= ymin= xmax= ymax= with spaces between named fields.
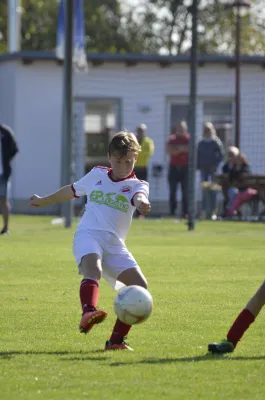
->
xmin=166 ymin=120 xmax=190 ymax=218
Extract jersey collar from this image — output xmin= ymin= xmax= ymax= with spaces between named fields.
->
xmin=108 ymin=169 xmax=136 ymax=182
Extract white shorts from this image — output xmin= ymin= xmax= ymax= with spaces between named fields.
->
xmin=73 ymin=229 xmax=141 ymax=290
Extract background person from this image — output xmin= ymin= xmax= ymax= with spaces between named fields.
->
xmin=197 ymin=122 xmax=224 ymax=219
xmin=0 ymin=123 xmax=19 ymax=235
xmin=134 ymin=124 xmax=154 ymax=219
xmin=226 ymin=152 xmax=257 ymax=216
xmin=167 ymin=120 xmax=190 ymax=218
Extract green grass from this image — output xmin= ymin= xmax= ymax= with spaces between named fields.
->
xmin=1 ymin=216 xmax=265 ymax=399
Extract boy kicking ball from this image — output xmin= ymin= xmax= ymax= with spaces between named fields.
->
xmin=208 ymin=280 xmax=265 ymax=354
xmin=30 ymin=132 xmax=151 ymax=351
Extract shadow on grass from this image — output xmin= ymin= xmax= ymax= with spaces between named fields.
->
xmin=0 ymin=350 xmax=107 ymax=362
xmin=110 ymin=353 xmax=265 ymax=367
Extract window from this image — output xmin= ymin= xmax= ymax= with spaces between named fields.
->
xmin=203 ymin=101 xmax=233 ymax=149
xmin=84 ymin=104 xmax=116 ymax=158
xmin=170 ymin=104 xmax=189 ymax=131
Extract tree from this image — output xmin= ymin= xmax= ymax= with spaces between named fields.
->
xmin=122 ymin=0 xmax=265 ymax=55
xmin=0 ymin=0 xmax=135 ymax=53
xmin=0 ymin=0 xmax=264 ymax=55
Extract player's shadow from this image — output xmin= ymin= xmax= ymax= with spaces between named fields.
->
xmin=0 ymin=350 xmax=107 ymax=362
xmin=110 ymin=353 xmax=265 ymax=367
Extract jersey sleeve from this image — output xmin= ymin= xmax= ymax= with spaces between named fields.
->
xmin=71 ymin=168 xmax=96 ymax=198
xmin=131 ymin=181 xmax=149 ymax=206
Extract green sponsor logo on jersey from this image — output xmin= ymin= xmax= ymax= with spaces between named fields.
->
xmin=90 ymin=190 xmax=129 ymax=213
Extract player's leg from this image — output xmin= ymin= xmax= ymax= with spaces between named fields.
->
xmin=0 ymin=178 xmax=10 ymax=234
xmin=73 ymin=232 xmax=107 ymax=333
xmin=168 ymin=167 xmax=177 ymax=216
xmin=208 ymin=281 xmax=265 ymax=354
xmin=103 ymin=240 xmax=148 ymax=351
xmin=180 ymin=166 xmax=188 ymax=218
xmin=79 ymin=253 xmax=107 ymax=333
xmin=106 ymin=268 xmax=148 ymax=351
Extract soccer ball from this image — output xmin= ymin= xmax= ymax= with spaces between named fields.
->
xmin=114 ymin=285 xmax=153 ymax=325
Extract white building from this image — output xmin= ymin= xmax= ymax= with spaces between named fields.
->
xmin=0 ymin=51 xmax=265 ymax=215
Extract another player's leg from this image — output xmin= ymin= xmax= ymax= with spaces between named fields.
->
xmin=208 ymin=281 xmax=265 ymax=354
xmin=79 ymin=254 xmax=107 ymax=333
xmin=105 ymin=268 xmax=148 ymax=351
xmin=0 ymin=198 xmax=10 ymax=234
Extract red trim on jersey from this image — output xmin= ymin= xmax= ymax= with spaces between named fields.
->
xmin=131 ymin=191 xmax=147 ymax=206
xmin=71 ymin=184 xmax=80 ymax=199
xmin=108 ymin=169 xmax=136 ymax=182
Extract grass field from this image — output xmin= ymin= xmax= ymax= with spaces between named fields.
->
xmin=0 ymin=216 xmax=265 ymax=400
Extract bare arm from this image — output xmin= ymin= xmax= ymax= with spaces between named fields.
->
xmin=133 ymin=193 xmax=151 ymax=215
xmin=29 ymin=185 xmax=74 ymax=207
xmin=167 ymin=143 xmax=188 ymax=156
xmin=167 ymin=144 xmax=179 ymax=156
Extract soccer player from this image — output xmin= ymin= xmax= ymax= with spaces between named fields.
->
xmin=29 ymin=132 xmax=151 ymax=351
xmin=208 ymin=280 xmax=265 ymax=354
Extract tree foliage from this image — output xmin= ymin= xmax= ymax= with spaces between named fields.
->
xmin=0 ymin=0 xmax=264 ymax=55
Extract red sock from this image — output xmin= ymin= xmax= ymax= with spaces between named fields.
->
xmin=80 ymin=279 xmax=99 ymax=314
xmin=110 ymin=319 xmax=132 ymax=343
xmin=227 ymin=309 xmax=255 ymax=348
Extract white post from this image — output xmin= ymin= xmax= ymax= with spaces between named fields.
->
xmin=8 ymin=0 xmax=21 ymax=53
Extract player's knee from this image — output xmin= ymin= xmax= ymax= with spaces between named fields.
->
xmin=80 ymin=254 xmax=102 ymax=280
xmin=86 ymin=266 xmax=102 ymax=281
xmin=137 ymin=277 xmax=148 ymax=290
xmin=259 ymin=281 xmax=265 ymax=296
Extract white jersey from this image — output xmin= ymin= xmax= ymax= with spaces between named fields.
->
xmin=72 ymin=167 xmax=149 ymax=241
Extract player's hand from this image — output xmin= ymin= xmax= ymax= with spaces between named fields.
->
xmin=137 ymin=200 xmax=151 ymax=215
xmin=29 ymin=194 xmax=43 ymax=207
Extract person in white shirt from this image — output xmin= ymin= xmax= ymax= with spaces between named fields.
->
xmin=29 ymin=131 xmax=151 ymax=351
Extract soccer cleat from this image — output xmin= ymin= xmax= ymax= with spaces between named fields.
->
xmin=79 ymin=310 xmax=107 ymax=334
xmin=105 ymin=338 xmax=134 ymax=351
xmin=208 ymin=339 xmax=234 ymax=354
xmin=0 ymin=228 xmax=8 ymax=235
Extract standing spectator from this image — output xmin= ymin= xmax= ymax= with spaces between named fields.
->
xmin=167 ymin=120 xmax=190 ymax=218
xmin=0 ymin=124 xmax=19 ymax=234
xmin=134 ymin=124 xmax=154 ymax=218
xmin=197 ymin=122 xmax=224 ymax=219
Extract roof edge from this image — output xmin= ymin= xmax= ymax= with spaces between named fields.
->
xmin=1 ymin=51 xmax=265 ymax=64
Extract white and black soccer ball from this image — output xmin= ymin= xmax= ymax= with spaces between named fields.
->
xmin=114 ymin=285 xmax=153 ymax=325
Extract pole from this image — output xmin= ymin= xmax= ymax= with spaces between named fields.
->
xmin=8 ymin=0 xmax=21 ymax=52
xmin=187 ymin=0 xmax=198 ymax=231
xmin=61 ymin=0 xmax=74 ymax=228
xmin=235 ymin=8 xmax=241 ymax=148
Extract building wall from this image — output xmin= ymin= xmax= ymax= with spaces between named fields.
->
xmin=0 ymin=61 xmax=17 ymax=128
xmin=12 ymin=61 xmax=63 ymax=213
xmin=0 ymin=60 xmax=264 ymax=214
xmin=74 ymin=63 xmax=265 ymax=207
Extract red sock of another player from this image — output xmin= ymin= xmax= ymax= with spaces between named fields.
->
xmin=227 ymin=309 xmax=255 ymax=348
xmin=110 ymin=319 xmax=132 ymax=343
xmin=80 ymin=279 xmax=99 ymax=315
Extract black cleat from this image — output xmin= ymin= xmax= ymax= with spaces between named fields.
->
xmin=208 ymin=339 xmax=234 ymax=354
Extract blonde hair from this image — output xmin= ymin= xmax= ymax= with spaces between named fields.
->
xmin=203 ymin=122 xmax=216 ymax=138
xmin=108 ymin=131 xmax=141 ymax=156
xmin=227 ymin=146 xmax=240 ymax=157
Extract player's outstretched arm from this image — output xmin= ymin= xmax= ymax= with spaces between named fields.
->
xmin=133 ymin=193 xmax=151 ymax=215
xmin=29 ymin=185 xmax=74 ymax=207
